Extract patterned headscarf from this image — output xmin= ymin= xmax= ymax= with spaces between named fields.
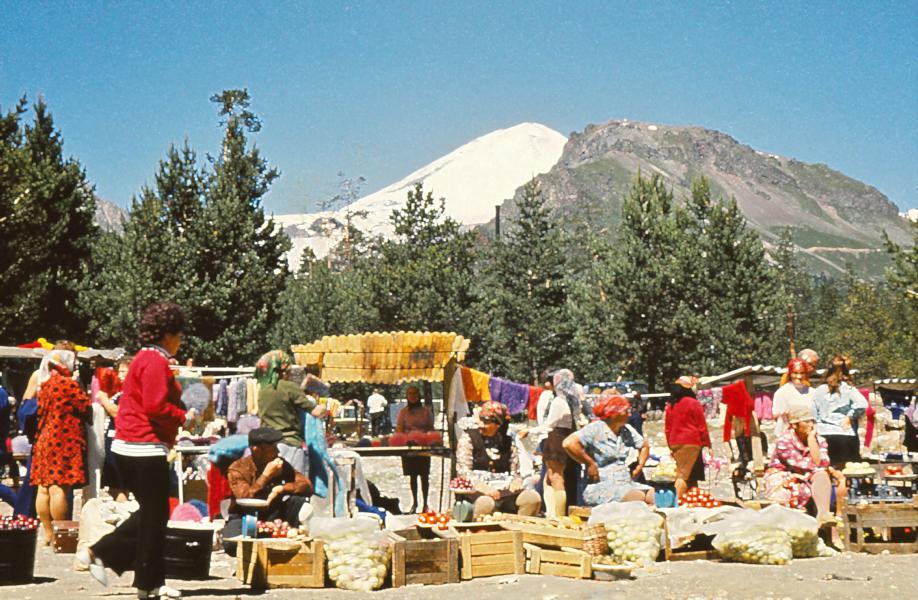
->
xmin=593 ymin=392 xmax=631 ymax=420
xmin=255 ymin=350 xmax=291 ymax=389
xmin=478 ymin=401 xmax=510 ymax=427
xmin=552 ymin=369 xmax=583 ymax=429
xmin=37 ymin=349 xmax=76 ymax=387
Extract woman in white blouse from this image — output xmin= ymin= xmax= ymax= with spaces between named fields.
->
xmin=772 ymin=358 xmax=815 ymax=439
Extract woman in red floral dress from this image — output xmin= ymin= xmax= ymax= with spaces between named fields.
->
xmin=31 ymin=348 xmax=91 ymax=543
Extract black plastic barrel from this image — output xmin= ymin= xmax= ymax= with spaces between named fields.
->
xmin=163 ymin=526 xmax=213 ymax=580
xmin=0 ymin=528 xmax=38 ymax=584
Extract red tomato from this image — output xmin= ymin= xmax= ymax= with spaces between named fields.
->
xmin=438 ymin=515 xmax=450 ymax=524
xmin=418 ymin=515 xmax=429 ymax=524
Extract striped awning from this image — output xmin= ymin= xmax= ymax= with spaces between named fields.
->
xmin=874 ymin=378 xmax=918 ymax=391
xmin=291 ymin=331 xmax=469 ymax=384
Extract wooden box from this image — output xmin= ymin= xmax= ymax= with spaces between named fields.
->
xmin=236 ymin=538 xmax=325 ymax=589
xmin=490 ymin=513 xmax=606 ymax=555
xmin=52 ymin=520 xmax=79 ymax=554
xmin=660 ymin=517 xmax=718 ymax=561
xmin=451 ymin=522 xmax=524 ymax=580
xmin=843 ymin=503 xmax=918 ymax=554
xmin=389 ymin=528 xmax=460 ymax=587
xmin=524 ymin=543 xmax=591 ymax=579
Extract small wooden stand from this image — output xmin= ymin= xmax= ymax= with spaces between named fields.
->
xmin=843 ymin=503 xmax=918 ymax=554
xmin=388 ymin=528 xmax=460 ymax=587
xmin=524 ymin=543 xmax=592 ymax=579
xmin=51 ymin=520 xmax=79 ymax=554
xmin=451 ymin=523 xmax=524 ymax=579
xmin=235 ymin=538 xmax=325 ymax=589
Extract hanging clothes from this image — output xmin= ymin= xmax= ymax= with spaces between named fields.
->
xmin=460 ymin=366 xmax=491 ymax=401
xmin=487 ymin=377 xmax=530 ymax=415
xmin=721 ymin=381 xmax=755 ymax=442
xmin=527 ymin=386 xmax=542 ymax=420
xmin=215 ymin=379 xmax=229 ymax=417
xmin=245 ymin=378 xmax=258 ymax=414
xmin=754 ymin=392 xmax=774 ymax=421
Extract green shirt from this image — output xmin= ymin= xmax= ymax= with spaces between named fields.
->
xmin=256 ymin=379 xmax=317 ymax=446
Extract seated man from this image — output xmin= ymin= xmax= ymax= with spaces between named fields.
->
xmin=222 ymin=427 xmax=313 ymax=555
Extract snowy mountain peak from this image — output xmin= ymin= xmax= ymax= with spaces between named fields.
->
xmin=277 ymin=123 xmax=567 ymax=269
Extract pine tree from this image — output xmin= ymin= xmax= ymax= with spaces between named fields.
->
xmin=366 ymin=182 xmax=477 ymax=333
xmin=183 ymin=89 xmax=291 ymax=364
xmin=79 ymin=144 xmax=203 ymax=348
xmin=600 ymin=172 xmax=690 ymax=390
xmin=682 ymin=178 xmax=783 ymax=372
xmin=0 ymin=97 xmax=97 ymax=342
xmin=474 ymin=179 xmax=573 ymax=382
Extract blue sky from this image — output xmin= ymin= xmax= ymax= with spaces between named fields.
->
xmin=3 ymin=1 xmax=916 ymax=213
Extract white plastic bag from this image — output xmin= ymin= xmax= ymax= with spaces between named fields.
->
xmin=657 ymin=506 xmax=739 ymax=548
xmin=311 ymin=517 xmax=392 ymax=592
xmin=588 ymin=502 xmax=663 ymax=567
xmin=703 ymin=508 xmax=793 ymax=565
xmin=757 ymin=504 xmax=820 ymax=558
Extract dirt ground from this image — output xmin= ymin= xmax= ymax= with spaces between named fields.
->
xmin=6 ymin=542 xmax=916 ymax=600
xmin=7 ymin=416 xmax=916 ymax=599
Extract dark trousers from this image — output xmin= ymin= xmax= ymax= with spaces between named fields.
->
xmin=92 ymin=454 xmax=170 ymax=591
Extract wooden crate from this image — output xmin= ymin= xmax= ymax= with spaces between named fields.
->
xmin=51 ymin=520 xmax=79 ymax=554
xmin=451 ymin=523 xmax=524 ymax=580
xmin=489 ymin=513 xmax=606 ymax=554
xmin=843 ymin=503 xmax=918 ymax=554
xmin=389 ymin=528 xmax=460 ymax=587
xmin=236 ymin=538 xmax=325 ymax=589
xmin=524 ymin=543 xmax=591 ymax=579
xmin=568 ymin=506 xmax=592 ymax=519
xmin=660 ymin=517 xmax=718 ymax=562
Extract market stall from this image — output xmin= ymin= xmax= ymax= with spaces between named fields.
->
xmin=292 ymin=331 xmax=471 ymax=511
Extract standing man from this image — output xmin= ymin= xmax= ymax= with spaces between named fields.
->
xmin=367 ymin=388 xmax=388 ymax=436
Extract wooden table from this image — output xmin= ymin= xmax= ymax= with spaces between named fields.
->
xmin=843 ymin=503 xmax=918 ymax=554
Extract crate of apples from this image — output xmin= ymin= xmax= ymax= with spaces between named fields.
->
xmin=417 ymin=510 xmax=451 ymax=530
xmin=885 ymin=465 xmax=905 ymax=477
xmin=679 ymin=487 xmax=722 ymax=508
xmin=256 ymin=519 xmax=301 ymax=539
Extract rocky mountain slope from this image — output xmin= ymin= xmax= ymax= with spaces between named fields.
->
xmin=94 ymin=197 xmax=127 ymax=233
xmin=496 ymin=120 xmax=912 ymax=277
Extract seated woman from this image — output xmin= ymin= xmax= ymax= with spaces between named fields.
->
xmin=812 ymin=355 xmax=867 ymax=468
xmin=455 ymin=401 xmax=541 ymax=519
xmin=764 ymin=405 xmax=846 ymax=525
xmin=563 ymin=392 xmax=652 ymax=506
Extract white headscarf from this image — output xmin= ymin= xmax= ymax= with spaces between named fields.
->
xmin=37 ymin=349 xmax=76 ymax=387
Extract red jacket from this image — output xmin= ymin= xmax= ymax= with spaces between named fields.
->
xmin=664 ymin=395 xmax=711 ymax=447
xmin=114 ymin=347 xmax=186 ymax=447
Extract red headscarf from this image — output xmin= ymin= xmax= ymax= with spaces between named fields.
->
xmin=787 ymin=358 xmax=808 ymax=374
xmin=593 ymin=394 xmax=630 ymax=420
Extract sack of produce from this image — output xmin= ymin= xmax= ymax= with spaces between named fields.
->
xmin=756 ymin=504 xmax=820 ymax=558
xmin=704 ymin=509 xmax=793 ymax=565
xmin=588 ymin=502 xmax=663 ymax=567
xmin=311 ymin=516 xmax=392 ymax=592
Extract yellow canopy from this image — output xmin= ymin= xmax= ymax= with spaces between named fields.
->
xmin=291 ymin=331 xmax=469 ymax=384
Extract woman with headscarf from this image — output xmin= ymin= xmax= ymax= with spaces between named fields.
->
xmin=664 ymin=376 xmax=711 ymax=500
xmin=812 ymin=355 xmax=867 ymax=468
xmin=455 ymin=401 xmax=541 ymax=518
xmin=563 ymin=392 xmax=652 ymax=505
xmin=31 ymin=347 xmax=91 ymax=543
xmin=772 ymin=358 xmax=815 ymax=439
xmin=528 ymin=369 xmax=581 ymax=517
xmin=396 ymin=385 xmax=435 ymax=513
xmin=255 ymin=350 xmax=325 ymax=475
xmin=764 ymin=405 xmax=846 ymax=526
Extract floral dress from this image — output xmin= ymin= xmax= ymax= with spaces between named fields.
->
xmin=576 ymin=420 xmax=650 ymax=505
xmin=763 ymin=430 xmax=829 ymax=509
xmin=31 ymin=371 xmax=91 ymax=487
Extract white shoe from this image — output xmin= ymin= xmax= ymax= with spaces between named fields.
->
xmin=137 ymin=585 xmax=182 ymax=599
xmin=75 ymin=547 xmax=108 ymax=587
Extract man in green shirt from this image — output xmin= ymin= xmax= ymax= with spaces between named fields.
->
xmin=255 ymin=350 xmax=326 ymax=475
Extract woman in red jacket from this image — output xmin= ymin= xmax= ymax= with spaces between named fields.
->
xmin=79 ymin=303 xmax=191 ymax=600
xmin=664 ymin=376 xmax=711 ymax=500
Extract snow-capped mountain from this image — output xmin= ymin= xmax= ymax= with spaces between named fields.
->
xmin=275 ymin=122 xmax=567 ymax=269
